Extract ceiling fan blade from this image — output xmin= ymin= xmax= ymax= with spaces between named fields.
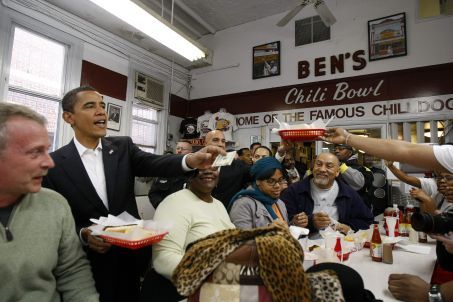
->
xmin=276 ymin=4 xmax=306 ymax=27
xmin=314 ymin=0 xmax=337 ymax=26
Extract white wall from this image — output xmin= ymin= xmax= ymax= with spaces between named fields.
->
xmin=0 ymin=0 xmax=191 ymax=153
xmin=191 ymin=0 xmax=453 ymax=99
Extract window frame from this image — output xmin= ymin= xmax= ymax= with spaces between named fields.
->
xmin=0 ymin=9 xmax=83 ymax=150
xmin=131 ymin=101 xmax=159 ymax=152
xmin=127 ymin=64 xmax=170 ymax=155
xmin=295 ymin=15 xmax=331 ymax=47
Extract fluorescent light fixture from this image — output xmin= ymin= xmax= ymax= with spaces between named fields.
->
xmin=88 ymin=0 xmax=206 ymax=61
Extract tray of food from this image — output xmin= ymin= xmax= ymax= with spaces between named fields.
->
xmin=100 ymin=225 xmax=168 ymax=250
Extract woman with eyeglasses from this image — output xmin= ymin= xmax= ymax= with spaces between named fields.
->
xmin=229 ymin=156 xmax=306 ymax=229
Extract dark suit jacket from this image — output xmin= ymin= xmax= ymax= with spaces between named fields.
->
xmin=148 ymin=175 xmax=189 ymax=209
xmin=212 ymin=159 xmax=250 ymax=207
xmin=281 ymin=177 xmax=373 ymax=232
xmin=42 ymin=136 xmax=185 ymax=302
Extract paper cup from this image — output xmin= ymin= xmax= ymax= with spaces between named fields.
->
xmin=385 ymin=216 xmax=397 ymax=237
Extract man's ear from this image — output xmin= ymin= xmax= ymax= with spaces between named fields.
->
xmin=335 ymin=169 xmax=340 ymax=178
xmin=62 ymin=111 xmax=74 ymax=126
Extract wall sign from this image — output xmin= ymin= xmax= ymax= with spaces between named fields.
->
xmin=172 ymin=63 xmax=453 ymax=119
xmin=298 ymin=50 xmax=367 ymax=79
xmin=234 ymin=94 xmax=453 ymax=129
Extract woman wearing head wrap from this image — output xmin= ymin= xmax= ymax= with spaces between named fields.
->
xmin=229 ymin=157 xmax=291 ymax=229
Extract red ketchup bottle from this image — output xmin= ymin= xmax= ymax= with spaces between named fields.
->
xmin=334 ymin=237 xmax=343 ymax=261
xmin=370 ymin=224 xmax=383 ymax=262
xmin=402 ymin=204 xmax=415 ymax=237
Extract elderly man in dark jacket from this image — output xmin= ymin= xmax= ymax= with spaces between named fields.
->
xmin=281 ymin=152 xmax=373 ymax=234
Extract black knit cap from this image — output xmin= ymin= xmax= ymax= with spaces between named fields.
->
xmin=307 ymin=263 xmax=381 ymax=302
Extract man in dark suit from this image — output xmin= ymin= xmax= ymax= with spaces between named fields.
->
xmin=205 ymin=130 xmax=250 ymax=207
xmin=42 ymin=86 xmax=224 ymax=302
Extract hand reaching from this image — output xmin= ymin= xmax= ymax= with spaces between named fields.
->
xmin=388 ymin=274 xmax=429 ymax=302
xmin=186 ymin=146 xmax=226 ymax=169
xmin=323 ymin=128 xmax=350 ymax=145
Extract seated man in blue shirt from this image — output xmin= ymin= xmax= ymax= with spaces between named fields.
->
xmin=281 ymin=152 xmax=373 ymax=234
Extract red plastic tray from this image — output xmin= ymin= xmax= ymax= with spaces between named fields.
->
xmin=279 ymin=129 xmax=326 ymax=141
xmin=100 ymin=231 xmax=168 ymax=250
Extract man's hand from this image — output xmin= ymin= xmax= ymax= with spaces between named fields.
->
xmin=335 ymin=223 xmax=351 ymax=234
xmin=409 ymin=188 xmax=436 ymax=214
xmin=430 ymin=232 xmax=453 ymax=254
xmin=312 ymin=212 xmax=331 ymax=230
xmin=323 ymin=128 xmax=350 ymax=144
xmin=291 ymin=212 xmax=308 ymax=227
xmin=277 ymin=139 xmax=291 ymax=156
xmin=388 ymin=274 xmax=429 ymax=302
xmin=185 ymin=146 xmax=226 ymax=169
xmin=82 ymin=228 xmax=111 ymax=254
xmin=385 ymin=160 xmax=394 ymax=167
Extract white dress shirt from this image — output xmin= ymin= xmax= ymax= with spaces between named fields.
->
xmin=74 ymin=137 xmax=109 ymax=210
xmin=311 ymin=179 xmax=339 ymax=222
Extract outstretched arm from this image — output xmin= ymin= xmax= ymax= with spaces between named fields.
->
xmin=324 ymin=128 xmax=448 ymax=173
xmin=385 ymin=160 xmax=422 ymax=188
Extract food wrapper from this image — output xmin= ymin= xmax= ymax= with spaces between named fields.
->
xmin=89 ymin=211 xmax=171 ymax=241
xmin=289 ymin=225 xmax=309 ymax=239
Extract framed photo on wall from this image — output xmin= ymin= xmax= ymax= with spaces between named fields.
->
xmin=107 ymin=103 xmax=122 ymax=131
xmin=368 ymin=12 xmax=407 ymax=61
xmin=252 ymin=41 xmax=280 ymax=79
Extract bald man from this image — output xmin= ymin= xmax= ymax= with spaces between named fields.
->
xmin=281 ymin=152 xmax=373 ymax=234
xmin=205 ymin=130 xmax=250 ymax=207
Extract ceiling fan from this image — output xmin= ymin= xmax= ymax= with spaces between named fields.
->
xmin=277 ymin=0 xmax=337 ymax=27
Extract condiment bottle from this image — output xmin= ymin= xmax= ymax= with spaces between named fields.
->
xmin=392 ymin=204 xmax=400 ymax=237
xmin=399 ymin=209 xmax=408 ymax=237
xmin=419 ymin=231 xmax=428 ymax=243
xmin=334 ymin=237 xmax=342 ymax=261
xmin=383 ymin=207 xmax=392 ymax=235
xmin=370 ymin=224 xmax=383 ymax=262
xmin=406 ymin=204 xmax=415 ymax=223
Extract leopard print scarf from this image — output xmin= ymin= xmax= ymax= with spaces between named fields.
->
xmin=172 ymin=224 xmax=311 ymax=302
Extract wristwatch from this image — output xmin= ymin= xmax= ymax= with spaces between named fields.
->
xmin=429 ymin=284 xmax=443 ymax=302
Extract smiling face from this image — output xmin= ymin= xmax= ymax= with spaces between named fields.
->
xmin=312 ymin=153 xmax=340 ymax=189
xmin=63 ymin=90 xmax=107 ymax=148
xmin=256 ymin=169 xmax=284 ymax=199
xmin=188 ymin=167 xmax=220 ymax=202
xmin=0 ymin=117 xmax=54 ymax=203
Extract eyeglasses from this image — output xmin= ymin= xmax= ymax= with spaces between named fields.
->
xmin=435 ymin=174 xmax=453 ymax=182
xmin=265 ymin=178 xmax=287 ymax=186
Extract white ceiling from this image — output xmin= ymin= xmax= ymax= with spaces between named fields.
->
xmin=45 ymin=0 xmax=307 ymax=67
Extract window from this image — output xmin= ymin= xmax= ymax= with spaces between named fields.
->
xmin=295 ymin=16 xmax=330 ymax=46
xmin=131 ymin=103 xmax=158 ymax=153
xmin=6 ymin=26 xmax=66 ymax=149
